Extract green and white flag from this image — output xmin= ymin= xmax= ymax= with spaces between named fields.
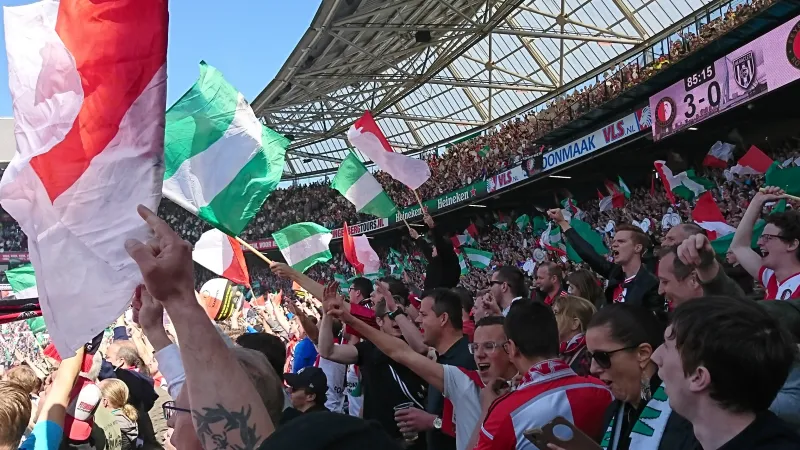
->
xmin=334 ymin=274 xmax=348 ymax=285
xmin=364 ymin=270 xmax=385 ymax=281
xmin=332 ymin=152 xmax=397 ymax=218
xmin=618 ymin=176 xmax=631 ymax=199
xmin=463 ymin=247 xmax=493 ymax=269
xmin=478 ymin=146 xmax=490 ymax=158
xmin=494 ymin=222 xmax=509 ymax=231
xmin=458 ymin=252 xmax=469 ymax=276
xmin=163 ymin=62 xmax=289 ymax=236
xmin=272 ymin=223 xmax=333 ymax=273
xmin=515 ymin=214 xmax=531 ymax=230
xmin=6 ymin=263 xmax=37 ymax=299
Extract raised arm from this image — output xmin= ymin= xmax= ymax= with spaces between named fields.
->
xmin=270 ymin=262 xmax=325 ymax=303
xmin=317 ymin=284 xmax=360 ymax=364
xmin=376 ymin=283 xmax=428 ymax=355
xmin=731 ymin=188 xmax=786 ymax=279
xmin=287 ymin=301 xmax=319 ymax=344
xmin=333 ymin=303 xmax=444 ymax=392
xmin=549 ymin=209 xmax=614 ymax=277
xmin=126 ymin=205 xmax=274 ymax=449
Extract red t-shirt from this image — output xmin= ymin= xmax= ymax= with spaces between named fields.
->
xmin=759 ymin=267 xmax=800 ymax=300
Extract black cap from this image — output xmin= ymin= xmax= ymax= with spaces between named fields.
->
xmin=283 ymin=366 xmax=327 ymax=397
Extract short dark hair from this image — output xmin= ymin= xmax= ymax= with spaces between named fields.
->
xmin=380 ymin=276 xmax=410 ymax=302
xmin=451 ymin=287 xmax=475 ymax=314
xmin=351 ymin=277 xmax=374 ymax=299
xmin=494 ymin=266 xmax=529 ymax=298
xmin=669 ymin=296 xmax=797 ymax=413
xmin=236 ymin=333 xmax=287 ymax=378
xmin=588 ymin=304 xmax=664 ymax=350
xmin=616 ymin=224 xmax=651 ymax=255
xmin=475 ymin=315 xmax=505 ymax=329
xmin=537 ymin=262 xmax=563 ymax=279
xmin=765 ymin=211 xmax=800 ymax=261
xmin=504 ymin=300 xmax=559 ymax=359
xmin=657 ymin=246 xmax=694 ymax=281
xmin=422 ymin=288 xmax=464 ymax=330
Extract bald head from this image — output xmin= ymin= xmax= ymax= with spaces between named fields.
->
xmin=663 ymin=223 xmax=706 ymax=246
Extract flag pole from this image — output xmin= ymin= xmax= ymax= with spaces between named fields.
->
xmin=759 ymin=188 xmax=800 ymax=202
xmin=401 ymin=217 xmax=413 ymax=233
xmin=412 ymin=189 xmax=425 ymax=212
xmin=235 ymin=236 xmax=273 ymax=265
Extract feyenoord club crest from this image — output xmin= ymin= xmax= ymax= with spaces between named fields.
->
xmin=786 ymin=19 xmax=800 ymax=69
xmin=733 ymin=51 xmax=756 ymax=90
xmin=654 ymin=97 xmax=676 ymax=129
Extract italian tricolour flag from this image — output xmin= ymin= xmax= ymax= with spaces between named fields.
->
xmin=1 ymin=0 xmax=167 ymax=354
xmin=192 ymin=229 xmax=251 ymax=287
xmin=691 ymin=192 xmax=735 ymax=241
xmin=332 ymin=151 xmax=397 ymax=218
xmin=6 ymin=264 xmax=38 ymax=300
xmin=163 ymin=62 xmax=289 ymax=236
xmin=272 ymin=223 xmax=333 ymax=274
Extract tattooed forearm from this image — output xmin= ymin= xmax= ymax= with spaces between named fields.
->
xmin=193 ymin=404 xmax=263 ymax=450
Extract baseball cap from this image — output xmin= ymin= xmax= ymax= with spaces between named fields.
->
xmin=63 ymin=376 xmax=102 ymax=441
xmin=283 ymin=366 xmax=327 ymax=398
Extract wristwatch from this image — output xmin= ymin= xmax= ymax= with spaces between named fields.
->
xmin=387 ymin=307 xmax=406 ymax=320
xmin=433 ymin=416 xmax=443 ymax=430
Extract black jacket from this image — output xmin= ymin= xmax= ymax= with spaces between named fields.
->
xmin=563 ymin=228 xmax=665 ymax=315
xmin=600 ymin=374 xmax=701 ymax=450
xmin=418 ymin=227 xmax=460 ymax=290
xmin=717 ymin=411 xmax=800 ymax=450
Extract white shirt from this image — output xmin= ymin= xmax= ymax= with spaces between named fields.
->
xmin=315 ymin=349 xmax=347 ymax=413
xmin=502 ymin=296 xmax=524 ymax=316
xmin=443 ymin=365 xmax=483 ymax=450
xmin=345 ymin=364 xmax=363 ymax=417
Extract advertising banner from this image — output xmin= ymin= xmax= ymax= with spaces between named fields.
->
xmin=650 ymin=16 xmax=800 ymax=141
xmin=541 ymin=107 xmax=650 ymax=172
xmin=487 ymin=165 xmax=527 ymax=193
xmin=391 ymin=181 xmax=488 ymax=224
xmin=0 ymin=253 xmax=30 ymax=263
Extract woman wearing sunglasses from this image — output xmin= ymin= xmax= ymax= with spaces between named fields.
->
xmin=586 ymin=304 xmax=699 ymax=450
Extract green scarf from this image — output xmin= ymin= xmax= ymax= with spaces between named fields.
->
xmin=601 ymin=383 xmax=672 ymax=450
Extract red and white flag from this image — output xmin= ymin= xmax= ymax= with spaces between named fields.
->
xmin=192 ymin=229 xmax=250 ymax=287
xmin=730 ymin=145 xmax=774 ymax=175
xmin=1 ymin=0 xmax=168 ymax=354
xmin=347 ymin=111 xmax=431 ymax=189
xmin=692 ymin=192 xmax=735 ymax=240
xmin=342 ymin=222 xmax=381 ymax=275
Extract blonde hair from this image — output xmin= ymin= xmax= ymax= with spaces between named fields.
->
xmin=98 ymin=379 xmax=138 ymax=422
xmin=4 ymin=365 xmax=40 ymax=394
xmin=552 ymin=295 xmax=597 ymax=334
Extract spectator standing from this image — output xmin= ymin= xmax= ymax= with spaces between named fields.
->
xmin=489 ymin=266 xmax=529 ymax=316
xmin=652 ymin=296 xmax=799 ymax=449
xmin=475 ymin=301 xmax=612 ymax=450
xmin=551 ymin=209 xmax=664 ymax=316
xmin=730 ymin=188 xmax=800 ymax=300
xmin=281 ymin=366 xmax=330 ymax=424
xmin=586 ymin=304 xmax=699 ymax=450
xmin=566 ymin=270 xmax=605 ymax=309
xmin=552 ymin=295 xmax=595 ymax=376
xmin=533 ymin=262 xmax=568 ymax=305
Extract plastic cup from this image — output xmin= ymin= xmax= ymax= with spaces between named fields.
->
xmin=393 ymin=402 xmax=419 ymax=443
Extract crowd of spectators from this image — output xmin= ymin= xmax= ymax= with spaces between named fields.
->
xmin=0 ymin=321 xmax=47 ymax=371
xmin=3 ymin=0 xmax=770 ymax=245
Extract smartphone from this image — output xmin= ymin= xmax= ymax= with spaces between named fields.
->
xmin=523 ymin=417 xmax=601 ymax=450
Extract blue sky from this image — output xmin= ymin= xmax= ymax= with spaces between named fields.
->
xmin=0 ymin=0 xmax=318 ymax=116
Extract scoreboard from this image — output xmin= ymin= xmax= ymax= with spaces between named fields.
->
xmin=649 ymin=16 xmax=800 ymax=141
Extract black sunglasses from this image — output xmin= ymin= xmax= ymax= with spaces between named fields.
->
xmin=489 ymin=280 xmax=505 ymax=286
xmin=163 ymin=400 xmax=192 ymax=421
xmin=586 ymin=345 xmax=639 ymax=369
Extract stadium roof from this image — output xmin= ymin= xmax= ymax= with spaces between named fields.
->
xmin=251 ymin=0 xmax=711 ymax=179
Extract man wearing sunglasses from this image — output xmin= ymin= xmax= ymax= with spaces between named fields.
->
xmin=329 ymin=304 xmax=516 ymax=450
xmin=476 ymin=301 xmax=612 ymax=450
xmin=730 ymin=187 xmax=800 ymax=300
xmin=488 ymin=266 xmax=528 ymax=316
